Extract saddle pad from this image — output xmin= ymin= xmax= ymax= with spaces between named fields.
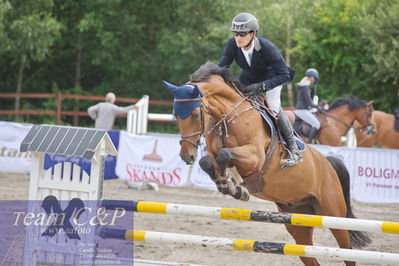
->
xmin=260 ymin=111 xmax=277 ymax=136
xmin=294 ymin=131 xmax=306 ymax=151
xmin=259 ymin=111 xmax=305 ymax=152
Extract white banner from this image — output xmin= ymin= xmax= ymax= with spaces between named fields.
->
xmin=189 ymin=140 xmax=217 ymax=191
xmin=310 ymin=145 xmax=399 ymax=204
xmin=115 ymin=132 xmax=399 ymax=203
xmin=0 ymin=121 xmax=33 ymax=173
xmin=2 ymin=121 xmax=396 ymax=204
xmin=115 ymin=132 xmax=191 ymax=187
xmin=351 ymin=148 xmax=399 ymax=203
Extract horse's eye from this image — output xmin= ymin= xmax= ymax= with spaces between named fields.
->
xmin=192 ymin=113 xmax=199 ymax=119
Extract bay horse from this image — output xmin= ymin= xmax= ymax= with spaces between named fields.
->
xmin=293 ymin=96 xmax=375 ymax=146
xmin=354 ymin=110 xmax=399 ymax=149
xmin=164 ymin=62 xmax=371 ymax=266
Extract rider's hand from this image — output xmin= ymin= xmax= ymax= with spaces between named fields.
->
xmin=315 ymin=105 xmax=324 ymax=112
xmin=242 ymin=82 xmax=266 ymax=95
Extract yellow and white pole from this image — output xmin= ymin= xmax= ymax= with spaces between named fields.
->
xmin=99 ymin=228 xmax=399 ymax=265
xmin=102 ymin=200 xmax=399 ymax=234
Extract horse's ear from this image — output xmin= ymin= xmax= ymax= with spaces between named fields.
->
xmin=162 ymin=80 xmax=180 ymax=95
xmin=191 ymin=84 xmax=203 ymax=98
xmin=367 ymin=100 xmax=374 ymax=106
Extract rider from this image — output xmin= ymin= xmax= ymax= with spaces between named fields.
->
xmin=218 ymin=12 xmax=301 ymax=168
xmin=295 ymin=68 xmax=323 ymax=143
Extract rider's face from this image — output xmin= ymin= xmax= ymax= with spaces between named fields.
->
xmin=233 ymin=31 xmax=254 ymax=49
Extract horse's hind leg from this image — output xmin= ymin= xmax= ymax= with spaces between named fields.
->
xmin=318 ymin=190 xmax=354 ymax=265
xmin=277 ymin=204 xmax=320 ymax=266
xmin=330 ymin=229 xmax=355 ymax=266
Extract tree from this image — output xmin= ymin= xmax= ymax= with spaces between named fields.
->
xmin=256 ymin=0 xmax=314 ymax=107
xmin=0 ymin=0 xmax=61 ymax=120
xmin=292 ymin=0 xmax=367 ymax=103
xmin=357 ymin=0 xmax=399 ymax=111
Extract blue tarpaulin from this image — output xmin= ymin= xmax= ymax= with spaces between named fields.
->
xmin=44 ymin=130 xmax=119 ymax=180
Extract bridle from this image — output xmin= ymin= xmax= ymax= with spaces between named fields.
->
xmin=175 ymin=83 xmax=254 ymax=149
xmin=320 ymin=105 xmax=374 ymax=134
xmin=174 ymin=98 xmax=205 ymax=149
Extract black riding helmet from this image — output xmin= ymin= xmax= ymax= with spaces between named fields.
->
xmin=305 ymin=68 xmax=319 ymax=81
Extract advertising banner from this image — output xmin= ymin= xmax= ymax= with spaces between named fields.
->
xmin=0 ymin=122 xmax=33 ymax=173
xmin=351 ymin=148 xmax=399 ymax=203
xmin=311 ymin=145 xmax=399 ymax=204
xmin=116 ymin=132 xmax=191 ymax=187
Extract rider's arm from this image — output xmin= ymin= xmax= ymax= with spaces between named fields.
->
xmin=301 ymin=86 xmax=319 ymax=109
xmin=87 ymin=104 xmax=99 ymax=120
xmin=261 ymin=40 xmax=291 ymax=90
xmin=218 ymin=38 xmax=235 ymax=67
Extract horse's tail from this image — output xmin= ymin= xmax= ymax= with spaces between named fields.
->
xmin=326 ymin=156 xmax=372 ymax=249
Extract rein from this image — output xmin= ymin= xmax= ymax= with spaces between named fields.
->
xmin=175 ymin=82 xmax=255 ymax=148
xmin=320 ymin=109 xmax=371 ymax=133
xmin=202 ymin=97 xmax=254 ymax=138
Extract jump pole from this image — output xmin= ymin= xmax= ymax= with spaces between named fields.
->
xmin=99 ymin=229 xmax=399 ymax=265
xmin=102 ymin=200 xmax=399 ymax=235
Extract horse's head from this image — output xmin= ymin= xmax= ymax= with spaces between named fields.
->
xmin=163 ymin=80 xmax=204 ymax=165
xmin=355 ymin=101 xmax=376 ymax=136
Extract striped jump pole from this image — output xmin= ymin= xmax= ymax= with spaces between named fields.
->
xmin=99 ymin=228 xmax=399 ymax=265
xmin=102 ymin=200 xmax=399 ymax=235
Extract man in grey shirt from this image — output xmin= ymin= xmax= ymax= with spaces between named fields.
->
xmin=88 ymin=92 xmax=135 ymax=130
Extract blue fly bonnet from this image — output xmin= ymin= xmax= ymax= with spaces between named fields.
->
xmin=162 ymin=81 xmax=203 ymax=119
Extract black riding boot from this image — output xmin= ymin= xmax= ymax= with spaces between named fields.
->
xmin=278 ymin=109 xmax=303 ymax=169
xmin=307 ymin=127 xmax=318 ymax=144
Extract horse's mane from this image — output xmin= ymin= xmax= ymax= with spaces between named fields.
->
xmin=189 ymin=62 xmax=243 ymax=90
xmin=328 ymin=95 xmax=368 ymax=111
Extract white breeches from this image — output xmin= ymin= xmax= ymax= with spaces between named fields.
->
xmin=294 ymin=109 xmax=321 ymax=129
xmin=265 ymin=85 xmax=282 ymax=114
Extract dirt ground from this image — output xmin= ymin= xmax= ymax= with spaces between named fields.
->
xmin=1 ymin=172 xmax=398 ymax=266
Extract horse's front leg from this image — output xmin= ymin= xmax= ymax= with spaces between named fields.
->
xmin=216 ymin=144 xmax=263 ymax=201
xmin=199 ymin=152 xmax=250 ymax=201
xmin=217 ymin=144 xmax=263 ymax=176
xmin=198 ymin=155 xmax=223 ymax=193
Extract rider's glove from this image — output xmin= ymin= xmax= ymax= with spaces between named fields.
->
xmin=314 ymin=105 xmax=324 ymax=112
xmin=242 ymin=82 xmax=267 ymax=95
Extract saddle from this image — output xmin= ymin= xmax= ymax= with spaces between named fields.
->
xmin=395 ymin=109 xmax=399 ymax=131
xmin=293 ymin=111 xmax=321 ymax=137
xmin=250 ymin=95 xmax=305 ymax=150
xmin=236 ymin=94 xmax=304 ymax=193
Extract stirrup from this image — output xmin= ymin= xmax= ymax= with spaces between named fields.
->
xmin=280 ymin=149 xmax=303 ymax=170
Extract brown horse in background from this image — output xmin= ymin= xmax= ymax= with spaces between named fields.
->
xmin=354 ymin=110 xmax=399 ymax=149
xmin=293 ymin=96 xmax=375 ymax=146
xmin=164 ymin=62 xmax=370 ymax=266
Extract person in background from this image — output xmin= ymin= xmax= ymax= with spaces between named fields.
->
xmin=87 ymin=92 xmax=135 ymax=130
xmin=295 ymin=68 xmax=323 ymax=143
xmin=218 ymin=12 xmax=300 ymax=169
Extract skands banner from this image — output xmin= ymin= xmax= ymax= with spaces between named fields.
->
xmin=115 ymin=132 xmax=191 ymax=187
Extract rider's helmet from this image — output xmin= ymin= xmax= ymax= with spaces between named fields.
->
xmin=305 ymin=68 xmax=319 ymax=81
xmin=231 ymin=13 xmax=259 ymax=32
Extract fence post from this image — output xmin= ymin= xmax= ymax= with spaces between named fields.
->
xmin=56 ymin=92 xmax=62 ymax=125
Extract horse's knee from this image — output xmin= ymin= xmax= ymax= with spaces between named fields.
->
xmin=216 ymin=148 xmax=233 ymax=167
xmin=199 ymin=156 xmax=214 ymax=173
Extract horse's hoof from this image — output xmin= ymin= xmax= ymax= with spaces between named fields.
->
xmin=231 ymin=186 xmax=250 ymax=201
